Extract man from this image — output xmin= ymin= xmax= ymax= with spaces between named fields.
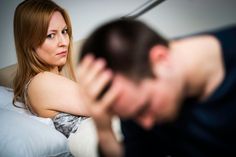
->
xmin=78 ymin=19 xmax=236 ymax=157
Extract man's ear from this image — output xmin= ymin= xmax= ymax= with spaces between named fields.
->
xmin=149 ymin=45 xmax=169 ymax=65
xmin=149 ymin=45 xmax=169 ymax=77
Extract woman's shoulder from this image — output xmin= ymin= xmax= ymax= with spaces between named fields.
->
xmin=32 ymin=71 xmax=73 ymax=85
xmin=29 ymin=71 xmax=77 ymax=95
xmin=27 ymin=71 xmax=79 ymax=117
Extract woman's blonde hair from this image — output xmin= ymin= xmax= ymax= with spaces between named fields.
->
xmin=13 ymin=0 xmax=76 ymax=105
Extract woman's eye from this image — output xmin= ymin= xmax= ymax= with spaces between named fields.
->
xmin=47 ymin=33 xmax=55 ymax=39
xmin=62 ymin=28 xmax=68 ymax=35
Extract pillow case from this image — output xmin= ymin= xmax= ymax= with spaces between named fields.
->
xmin=0 ymin=86 xmax=55 ymax=127
xmin=0 ymin=86 xmax=72 ymax=157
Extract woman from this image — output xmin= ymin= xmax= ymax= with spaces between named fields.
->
xmin=12 ymin=0 xmax=98 ymax=138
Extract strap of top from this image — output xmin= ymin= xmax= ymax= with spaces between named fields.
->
xmin=23 ymin=78 xmax=37 ymax=116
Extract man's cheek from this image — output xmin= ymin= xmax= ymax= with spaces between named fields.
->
xmin=112 ymin=95 xmax=134 ymax=118
xmin=149 ymin=93 xmax=170 ymax=123
xmin=113 ymin=96 xmax=144 ymax=118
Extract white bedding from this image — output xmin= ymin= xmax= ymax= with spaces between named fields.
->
xmin=0 ymin=85 xmax=123 ymax=157
xmin=0 ymin=86 xmax=54 ymax=128
xmin=0 ymin=86 xmax=71 ymax=157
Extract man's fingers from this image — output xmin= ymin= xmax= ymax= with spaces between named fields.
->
xmin=78 ymin=56 xmax=107 ymax=89
xmin=100 ymin=84 xmax=120 ymax=110
xmin=82 ymin=59 xmax=106 ymax=86
xmin=90 ymin=70 xmax=113 ymax=100
xmin=78 ymin=54 xmax=94 ymax=80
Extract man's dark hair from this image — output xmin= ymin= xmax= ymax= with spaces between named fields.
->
xmin=80 ymin=19 xmax=168 ymax=81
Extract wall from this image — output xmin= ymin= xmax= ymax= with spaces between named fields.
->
xmin=0 ymin=0 xmax=21 ymax=68
xmin=0 ymin=0 xmax=236 ymax=68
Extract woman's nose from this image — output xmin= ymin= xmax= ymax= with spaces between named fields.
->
xmin=58 ymin=34 xmax=68 ymax=47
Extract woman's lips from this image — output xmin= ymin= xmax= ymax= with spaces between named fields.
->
xmin=56 ymin=51 xmax=67 ymax=56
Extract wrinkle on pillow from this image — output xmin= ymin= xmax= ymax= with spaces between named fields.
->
xmin=0 ymin=108 xmax=72 ymax=157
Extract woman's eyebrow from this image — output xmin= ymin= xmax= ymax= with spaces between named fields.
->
xmin=48 ymin=29 xmax=57 ymax=33
xmin=47 ymin=26 xmax=67 ymax=33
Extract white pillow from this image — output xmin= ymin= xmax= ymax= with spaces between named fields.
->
xmin=68 ymin=117 xmax=123 ymax=157
xmin=0 ymin=86 xmax=72 ymax=157
xmin=68 ymin=118 xmax=98 ymax=157
xmin=0 ymin=86 xmax=54 ymax=127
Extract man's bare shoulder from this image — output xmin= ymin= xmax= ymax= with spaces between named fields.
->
xmin=171 ymin=34 xmax=221 ymax=56
xmin=172 ymin=34 xmax=218 ymax=48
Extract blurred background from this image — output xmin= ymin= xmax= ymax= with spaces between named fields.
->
xmin=0 ymin=0 xmax=236 ymax=68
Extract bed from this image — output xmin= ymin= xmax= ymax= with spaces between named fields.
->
xmin=0 ymin=40 xmax=122 ymax=157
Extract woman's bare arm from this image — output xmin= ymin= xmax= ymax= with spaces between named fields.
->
xmin=28 ymin=71 xmax=89 ymax=117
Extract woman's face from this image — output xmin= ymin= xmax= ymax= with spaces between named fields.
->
xmin=36 ymin=11 xmax=69 ymax=70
